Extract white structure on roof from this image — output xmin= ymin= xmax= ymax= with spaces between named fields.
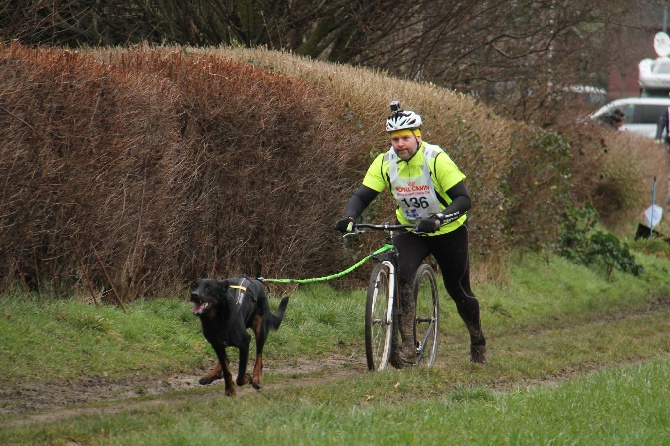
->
xmin=639 ymin=32 xmax=670 ymax=94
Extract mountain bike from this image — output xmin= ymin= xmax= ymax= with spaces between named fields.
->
xmin=344 ymin=222 xmax=440 ymax=371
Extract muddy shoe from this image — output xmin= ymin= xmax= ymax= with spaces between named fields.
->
xmin=470 ymin=345 xmax=488 ymax=364
xmin=389 ymin=352 xmax=405 ymax=369
xmin=397 ymin=352 xmax=415 ymax=367
xmin=398 ymin=344 xmax=416 ymax=366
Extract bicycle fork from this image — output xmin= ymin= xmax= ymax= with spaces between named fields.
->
xmin=383 ymin=260 xmax=395 ymax=325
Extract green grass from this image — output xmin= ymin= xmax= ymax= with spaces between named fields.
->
xmin=0 ymin=297 xmax=207 ymax=380
xmin=1 ymin=251 xmax=670 ymax=445
xmin=2 ymin=360 xmax=669 ymax=445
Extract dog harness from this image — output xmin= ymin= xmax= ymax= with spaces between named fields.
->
xmin=229 ymin=277 xmax=259 ymax=307
xmin=230 ymin=278 xmax=248 ymax=306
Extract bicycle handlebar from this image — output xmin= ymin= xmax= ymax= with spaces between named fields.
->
xmin=344 ymin=212 xmax=462 ymax=236
xmin=352 ymin=222 xmax=414 ymax=231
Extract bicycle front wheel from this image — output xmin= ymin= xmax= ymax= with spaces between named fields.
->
xmin=365 ymin=263 xmax=393 ymax=371
xmin=413 ymin=263 xmax=439 ymax=366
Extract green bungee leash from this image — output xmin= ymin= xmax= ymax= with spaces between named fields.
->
xmin=257 ymin=244 xmax=392 ymax=284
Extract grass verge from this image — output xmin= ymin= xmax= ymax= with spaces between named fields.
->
xmin=1 ymin=251 xmax=669 ymax=445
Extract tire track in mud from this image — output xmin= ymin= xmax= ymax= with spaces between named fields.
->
xmin=0 ymin=355 xmax=366 ymax=427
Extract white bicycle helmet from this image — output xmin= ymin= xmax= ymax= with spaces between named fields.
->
xmin=386 ymin=101 xmax=422 ymax=132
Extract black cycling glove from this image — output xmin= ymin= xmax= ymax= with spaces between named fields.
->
xmin=335 ymin=216 xmax=355 ymax=233
xmin=415 ymin=216 xmax=440 ymax=233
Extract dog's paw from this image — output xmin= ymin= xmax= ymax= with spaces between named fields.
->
xmin=199 ymin=376 xmax=214 ymax=385
xmin=236 ymin=373 xmax=252 ymax=386
xmin=224 ymin=386 xmax=236 ymax=397
xmin=251 ymin=380 xmax=262 ymax=390
xmin=199 ymin=369 xmax=224 ymax=385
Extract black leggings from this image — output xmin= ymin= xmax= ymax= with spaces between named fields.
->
xmin=393 ymin=224 xmax=484 ymax=345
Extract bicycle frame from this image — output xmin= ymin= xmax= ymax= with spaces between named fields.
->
xmin=347 ymin=224 xmax=406 ymax=370
xmin=345 ymin=221 xmax=440 ymax=370
xmin=367 ymin=239 xmax=403 ymax=328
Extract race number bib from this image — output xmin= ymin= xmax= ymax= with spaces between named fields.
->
xmin=388 ymin=147 xmax=442 ymax=221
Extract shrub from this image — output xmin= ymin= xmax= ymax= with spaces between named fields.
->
xmin=557 ymin=203 xmax=643 ymax=278
xmin=0 ymin=42 xmax=659 ymax=299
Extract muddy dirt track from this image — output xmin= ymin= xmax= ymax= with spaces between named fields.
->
xmin=0 ymin=354 xmax=367 ymax=427
xmin=3 ymin=300 xmax=669 ymax=429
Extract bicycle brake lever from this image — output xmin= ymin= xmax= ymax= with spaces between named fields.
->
xmin=342 ymin=230 xmax=361 ymax=240
xmin=410 ymin=222 xmax=427 ymax=236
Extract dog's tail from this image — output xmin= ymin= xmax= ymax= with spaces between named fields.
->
xmin=265 ymin=296 xmax=289 ymax=332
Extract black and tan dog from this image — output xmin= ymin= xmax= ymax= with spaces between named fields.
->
xmin=190 ymin=277 xmax=289 ymax=396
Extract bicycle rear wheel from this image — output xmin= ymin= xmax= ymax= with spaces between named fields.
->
xmin=413 ymin=263 xmax=439 ymax=366
xmin=365 ymin=263 xmax=393 ymax=371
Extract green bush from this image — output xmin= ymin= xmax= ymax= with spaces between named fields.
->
xmin=557 ymin=202 xmax=643 ymax=278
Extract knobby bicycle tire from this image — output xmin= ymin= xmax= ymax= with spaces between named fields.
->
xmin=413 ymin=263 xmax=439 ymax=366
xmin=365 ymin=263 xmax=393 ymax=371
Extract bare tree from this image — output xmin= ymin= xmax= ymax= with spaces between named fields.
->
xmin=340 ymin=0 xmax=649 ymax=123
xmin=0 ymin=0 xmax=661 ymax=122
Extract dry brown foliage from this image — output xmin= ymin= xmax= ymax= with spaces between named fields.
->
xmin=1 ymin=43 xmax=663 ymax=301
xmin=205 ymin=47 xmax=580 ymax=277
xmin=554 ymin=118 xmax=670 ymax=236
xmin=1 ymin=43 xmax=360 ymax=299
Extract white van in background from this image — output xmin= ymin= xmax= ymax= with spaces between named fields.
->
xmin=590 ymin=32 xmax=670 ymax=139
xmin=591 ymin=97 xmax=670 ymax=139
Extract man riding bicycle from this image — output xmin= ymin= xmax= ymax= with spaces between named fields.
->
xmin=335 ymin=101 xmax=487 ymax=367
